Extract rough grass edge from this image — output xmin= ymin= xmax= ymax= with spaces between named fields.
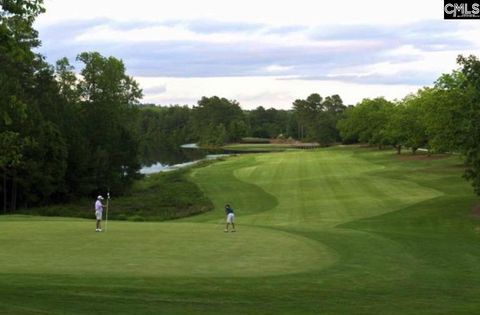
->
xmin=14 ymin=159 xmax=222 ymax=222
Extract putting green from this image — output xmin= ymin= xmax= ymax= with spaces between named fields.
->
xmin=0 ymin=218 xmax=335 ymax=277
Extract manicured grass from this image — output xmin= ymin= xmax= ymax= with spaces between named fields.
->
xmin=2 ymin=147 xmax=480 ymax=314
xmin=223 ymin=143 xmax=298 ymax=152
xmin=240 ymin=137 xmax=271 ymax=143
xmin=0 ymin=217 xmax=332 ymax=278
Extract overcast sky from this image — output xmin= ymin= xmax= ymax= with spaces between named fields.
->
xmin=34 ymin=0 xmax=480 ymax=109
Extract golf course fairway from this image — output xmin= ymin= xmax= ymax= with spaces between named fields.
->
xmin=1 ymin=146 xmax=480 ymax=314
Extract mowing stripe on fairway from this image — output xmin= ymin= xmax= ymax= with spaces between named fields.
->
xmin=190 ymin=150 xmax=443 ymax=228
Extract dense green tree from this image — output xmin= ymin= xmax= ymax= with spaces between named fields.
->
xmin=0 ymin=0 xmax=52 ymax=210
xmin=76 ymin=52 xmax=143 ymax=194
xmin=52 ymin=58 xmax=91 ymax=196
xmin=136 ymin=105 xmax=195 ymax=165
xmin=401 ymin=94 xmax=429 ymax=154
xmin=293 ymin=93 xmax=346 ymax=145
xmin=228 ymin=119 xmax=249 ymax=141
xmin=293 ymin=94 xmax=322 ymax=140
xmin=0 ymin=131 xmax=25 ymax=212
xmin=1 ymin=1 xmax=147 ymax=208
xmin=247 ymin=106 xmax=269 ymax=138
xmin=454 ymin=56 xmax=480 ymax=194
xmin=20 ymin=121 xmax=68 ymax=205
xmin=192 ymin=96 xmax=245 ymax=145
xmin=337 ymin=97 xmax=394 ymax=147
xmin=384 ymin=105 xmax=407 ymax=154
xmin=246 ymin=107 xmax=294 ymax=139
xmin=384 ymin=93 xmax=429 ymax=155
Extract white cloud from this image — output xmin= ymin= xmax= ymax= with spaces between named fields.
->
xmin=70 ymin=21 xmax=383 ymax=50
xmin=264 ymin=65 xmax=294 ymax=73
xmin=35 ymin=0 xmax=480 ymax=108
xmin=39 ymin=0 xmax=443 ymax=27
xmin=137 ymin=76 xmax=421 ymax=109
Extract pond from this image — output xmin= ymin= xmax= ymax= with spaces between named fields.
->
xmin=139 ymin=144 xmax=228 ymax=174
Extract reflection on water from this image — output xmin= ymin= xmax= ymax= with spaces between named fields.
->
xmin=140 ymin=154 xmax=229 ymax=174
xmin=180 ymin=143 xmax=200 ymax=149
xmin=140 ymin=144 xmax=227 ymax=174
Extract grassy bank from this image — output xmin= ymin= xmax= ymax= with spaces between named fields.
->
xmin=223 ymin=143 xmax=295 ymax=151
xmin=223 ymin=141 xmax=321 ymax=152
xmin=18 ymin=167 xmax=213 ymax=221
xmin=2 ymin=146 xmax=480 ymax=314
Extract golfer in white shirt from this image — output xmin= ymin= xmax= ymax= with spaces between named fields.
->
xmin=95 ymin=195 xmax=105 ymax=232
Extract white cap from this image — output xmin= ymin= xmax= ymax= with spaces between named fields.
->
xmin=97 ymin=195 xmax=104 ymax=200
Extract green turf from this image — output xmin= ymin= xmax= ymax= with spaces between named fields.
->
xmin=0 ymin=217 xmax=333 ymax=278
xmin=222 ymin=143 xmax=298 ymax=151
xmin=1 ymin=147 xmax=480 ymax=314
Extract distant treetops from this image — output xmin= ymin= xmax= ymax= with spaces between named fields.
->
xmin=336 ymin=55 xmax=480 ymax=194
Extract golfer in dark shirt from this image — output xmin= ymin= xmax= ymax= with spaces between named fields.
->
xmin=224 ymin=204 xmax=236 ymax=232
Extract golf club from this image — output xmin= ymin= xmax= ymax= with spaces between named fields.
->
xmin=105 ymin=191 xmax=110 ymax=232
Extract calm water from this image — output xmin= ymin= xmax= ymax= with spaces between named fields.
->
xmin=140 ymin=144 xmax=228 ymax=174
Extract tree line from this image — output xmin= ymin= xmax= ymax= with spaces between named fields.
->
xmin=1 ymin=1 xmax=142 ymax=211
xmin=2 ymin=0 xmax=480 ymax=212
xmin=137 ymin=93 xmax=348 ymax=159
xmin=138 ymin=55 xmax=480 ymax=195
xmin=336 ymin=55 xmax=480 ymax=194
xmin=0 ymin=0 xmax=346 ymax=211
